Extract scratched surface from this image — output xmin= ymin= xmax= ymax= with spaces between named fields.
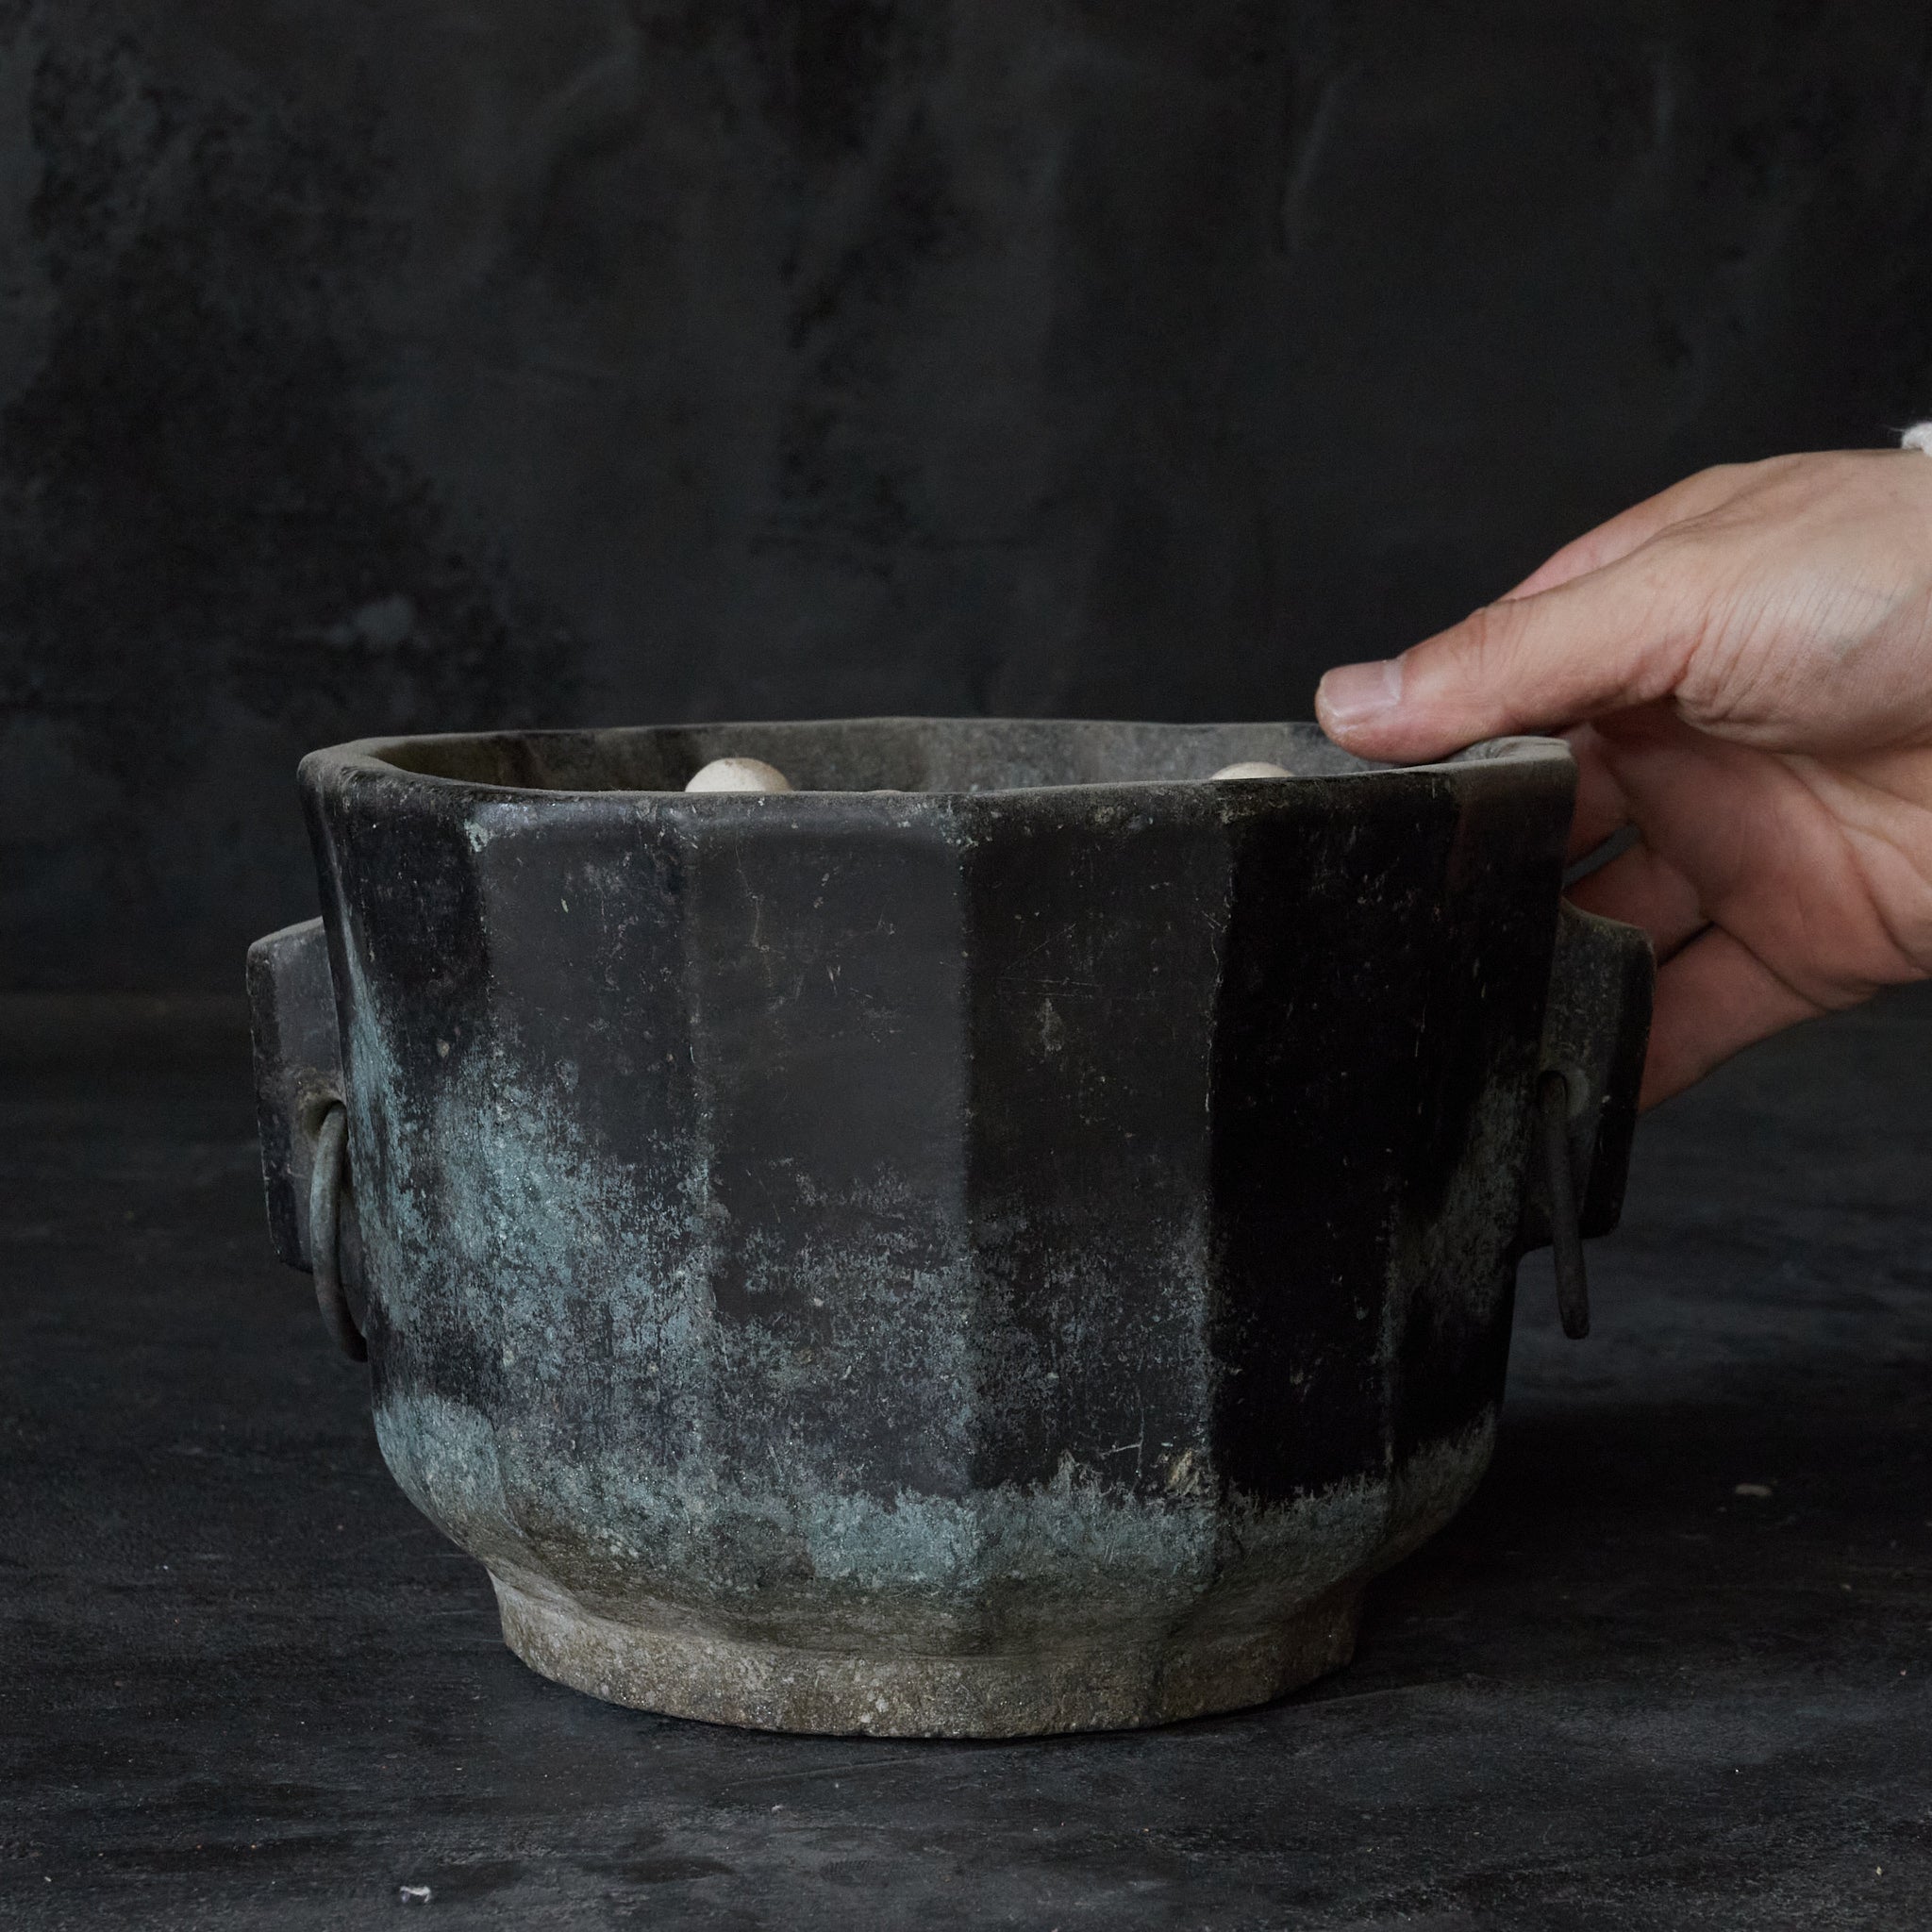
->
xmin=7 ymin=2 xmax=1932 ymax=991
xmin=5 ymin=985 xmax=1932 ymax=1926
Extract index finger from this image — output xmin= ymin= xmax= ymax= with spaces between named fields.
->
xmin=1501 ymin=463 xmax=1747 ymax=601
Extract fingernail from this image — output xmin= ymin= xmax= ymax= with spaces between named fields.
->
xmin=1316 ymin=658 xmax=1404 ymax=732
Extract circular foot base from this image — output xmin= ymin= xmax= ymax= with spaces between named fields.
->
xmin=491 ymin=1577 xmax=1360 ymax=1737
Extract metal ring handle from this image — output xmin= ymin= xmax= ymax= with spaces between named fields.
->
xmin=308 ymin=1103 xmax=369 ymax=1362
xmin=1537 ymin=1070 xmax=1590 ymax=1341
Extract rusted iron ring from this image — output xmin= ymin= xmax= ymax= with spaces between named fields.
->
xmin=308 ymin=1103 xmax=368 ymax=1362
xmin=1538 ymin=1069 xmax=1591 ymax=1341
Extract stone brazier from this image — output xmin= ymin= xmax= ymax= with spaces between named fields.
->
xmin=249 ymin=719 xmax=1651 ymax=1737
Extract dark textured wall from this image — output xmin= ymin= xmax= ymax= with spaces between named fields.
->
xmin=5 ymin=1 xmax=1932 ymax=991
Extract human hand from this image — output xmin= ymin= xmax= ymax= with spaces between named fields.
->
xmin=1315 ymin=450 xmax=1932 ymax=1107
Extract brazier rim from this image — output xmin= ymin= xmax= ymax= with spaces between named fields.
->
xmin=299 ymin=717 xmax=1573 ymax=808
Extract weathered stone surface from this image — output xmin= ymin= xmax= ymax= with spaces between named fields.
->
xmin=252 ymin=717 xmax=1649 ymax=1733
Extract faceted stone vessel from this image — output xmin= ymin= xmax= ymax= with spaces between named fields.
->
xmin=249 ymin=719 xmax=1651 ymax=1736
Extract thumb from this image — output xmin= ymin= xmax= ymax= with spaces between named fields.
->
xmin=1316 ymin=550 xmax=1699 ymax=761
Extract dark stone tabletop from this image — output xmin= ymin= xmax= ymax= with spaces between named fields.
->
xmin=5 ymin=986 xmax=1930 ymax=1928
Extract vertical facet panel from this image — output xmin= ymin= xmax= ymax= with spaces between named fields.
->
xmin=1208 ymin=780 xmax=1462 ymax=1502
xmin=682 ymin=802 xmax=974 ymax=1500
xmin=1388 ymin=764 xmax=1570 ymax=1467
xmin=960 ymin=789 xmax=1225 ymax=1497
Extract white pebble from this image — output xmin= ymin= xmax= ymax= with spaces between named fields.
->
xmin=1208 ymin=760 xmax=1293 ymax=781
xmin=685 ymin=757 xmax=792 ymax=794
